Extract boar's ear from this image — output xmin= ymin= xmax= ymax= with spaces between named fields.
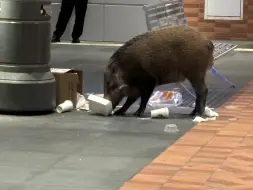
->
xmin=119 ymin=84 xmax=128 ymax=94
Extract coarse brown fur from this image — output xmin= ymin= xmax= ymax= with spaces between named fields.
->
xmin=104 ymin=26 xmax=214 ymax=117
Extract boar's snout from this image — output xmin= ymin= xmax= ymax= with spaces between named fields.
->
xmin=104 ymin=86 xmax=122 ymax=109
xmin=103 ymin=73 xmax=120 ymax=109
xmin=104 ymin=81 xmax=128 ymax=109
xmin=104 ymin=64 xmax=128 ymax=109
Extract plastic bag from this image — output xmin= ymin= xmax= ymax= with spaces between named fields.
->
xmin=76 ymin=93 xmax=89 ymax=110
xmin=148 ymin=90 xmax=183 ymax=107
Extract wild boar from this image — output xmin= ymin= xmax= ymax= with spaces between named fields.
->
xmin=104 ymin=26 xmax=214 ymax=117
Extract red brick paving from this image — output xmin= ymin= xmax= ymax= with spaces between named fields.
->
xmin=119 ymin=81 xmax=253 ymax=190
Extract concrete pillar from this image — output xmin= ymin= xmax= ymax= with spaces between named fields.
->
xmin=0 ymin=0 xmax=56 ymax=112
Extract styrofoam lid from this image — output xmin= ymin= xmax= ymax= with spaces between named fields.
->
xmin=88 ymin=94 xmax=111 ymax=105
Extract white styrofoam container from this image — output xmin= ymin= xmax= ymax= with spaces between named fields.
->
xmin=88 ymin=94 xmax=113 ymax=116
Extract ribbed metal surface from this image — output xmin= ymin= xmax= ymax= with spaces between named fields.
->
xmin=0 ymin=0 xmax=56 ymax=112
xmin=0 ymin=0 xmax=51 ymax=20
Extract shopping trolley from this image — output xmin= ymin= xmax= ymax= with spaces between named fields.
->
xmin=143 ymin=0 xmax=236 ymax=102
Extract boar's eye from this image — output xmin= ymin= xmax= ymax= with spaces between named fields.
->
xmin=111 ymin=66 xmax=117 ymax=74
xmin=107 ymin=81 xmax=117 ymax=90
xmin=107 ymin=81 xmax=113 ymax=87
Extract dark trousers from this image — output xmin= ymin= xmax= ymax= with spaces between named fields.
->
xmin=53 ymin=0 xmax=88 ymax=40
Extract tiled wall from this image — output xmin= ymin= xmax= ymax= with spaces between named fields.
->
xmin=184 ymin=0 xmax=253 ymax=40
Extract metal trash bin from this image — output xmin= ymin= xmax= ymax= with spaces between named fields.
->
xmin=0 ymin=0 xmax=56 ymax=112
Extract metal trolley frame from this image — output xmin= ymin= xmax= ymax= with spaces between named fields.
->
xmin=143 ymin=0 xmax=236 ymax=101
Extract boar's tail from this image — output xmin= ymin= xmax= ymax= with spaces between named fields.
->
xmin=207 ymin=40 xmax=214 ymax=52
xmin=206 ymin=40 xmax=214 ymax=70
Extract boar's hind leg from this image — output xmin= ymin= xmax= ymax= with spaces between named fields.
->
xmin=114 ymin=96 xmax=140 ymax=116
xmin=134 ymin=80 xmax=156 ymax=117
xmin=189 ymin=77 xmax=208 ymax=117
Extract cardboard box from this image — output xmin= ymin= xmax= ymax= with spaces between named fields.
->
xmin=51 ymin=68 xmax=83 ymax=107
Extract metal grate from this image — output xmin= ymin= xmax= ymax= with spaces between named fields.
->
xmin=213 ymin=43 xmax=237 ymax=60
xmin=181 ymin=88 xmax=235 ymax=108
xmin=143 ymin=0 xmax=237 ymax=60
xmin=154 ymin=78 xmax=236 ymax=109
xmin=118 ymin=85 xmax=235 ymax=110
xmin=144 ymin=0 xmax=186 ymax=31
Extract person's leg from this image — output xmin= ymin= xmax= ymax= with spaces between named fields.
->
xmin=52 ymin=0 xmax=75 ymax=42
xmin=71 ymin=0 xmax=88 ymax=43
xmin=40 ymin=5 xmax=47 ymax=15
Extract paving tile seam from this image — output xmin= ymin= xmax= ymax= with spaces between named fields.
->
xmin=12 ymin=153 xmax=69 ymax=183
xmin=121 ymin=132 xmax=217 ymax=189
xmin=173 ymin=81 xmax=253 ymax=187
xmin=157 ymin=133 xmax=218 ymax=181
xmin=197 ymin=134 xmax=248 ymax=189
xmin=119 ymin=80 xmax=253 ymax=190
xmin=155 ymin=133 xmax=232 ymax=189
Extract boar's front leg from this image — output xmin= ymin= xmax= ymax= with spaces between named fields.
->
xmin=189 ymin=77 xmax=208 ymax=117
xmin=114 ymin=96 xmax=140 ymax=116
xmin=134 ymin=80 xmax=156 ymax=117
xmin=133 ymin=92 xmax=152 ymax=117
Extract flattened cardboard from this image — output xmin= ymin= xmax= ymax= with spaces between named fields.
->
xmin=51 ymin=68 xmax=83 ymax=108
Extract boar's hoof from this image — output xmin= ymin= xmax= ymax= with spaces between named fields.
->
xmin=113 ymin=109 xmax=126 ymax=116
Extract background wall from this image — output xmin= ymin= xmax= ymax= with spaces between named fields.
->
xmin=50 ymin=0 xmax=152 ymax=42
xmin=49 ymin=0 xmax=253 ymax=42
xmin=182 ymin=0 xmax=252 ymax=40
